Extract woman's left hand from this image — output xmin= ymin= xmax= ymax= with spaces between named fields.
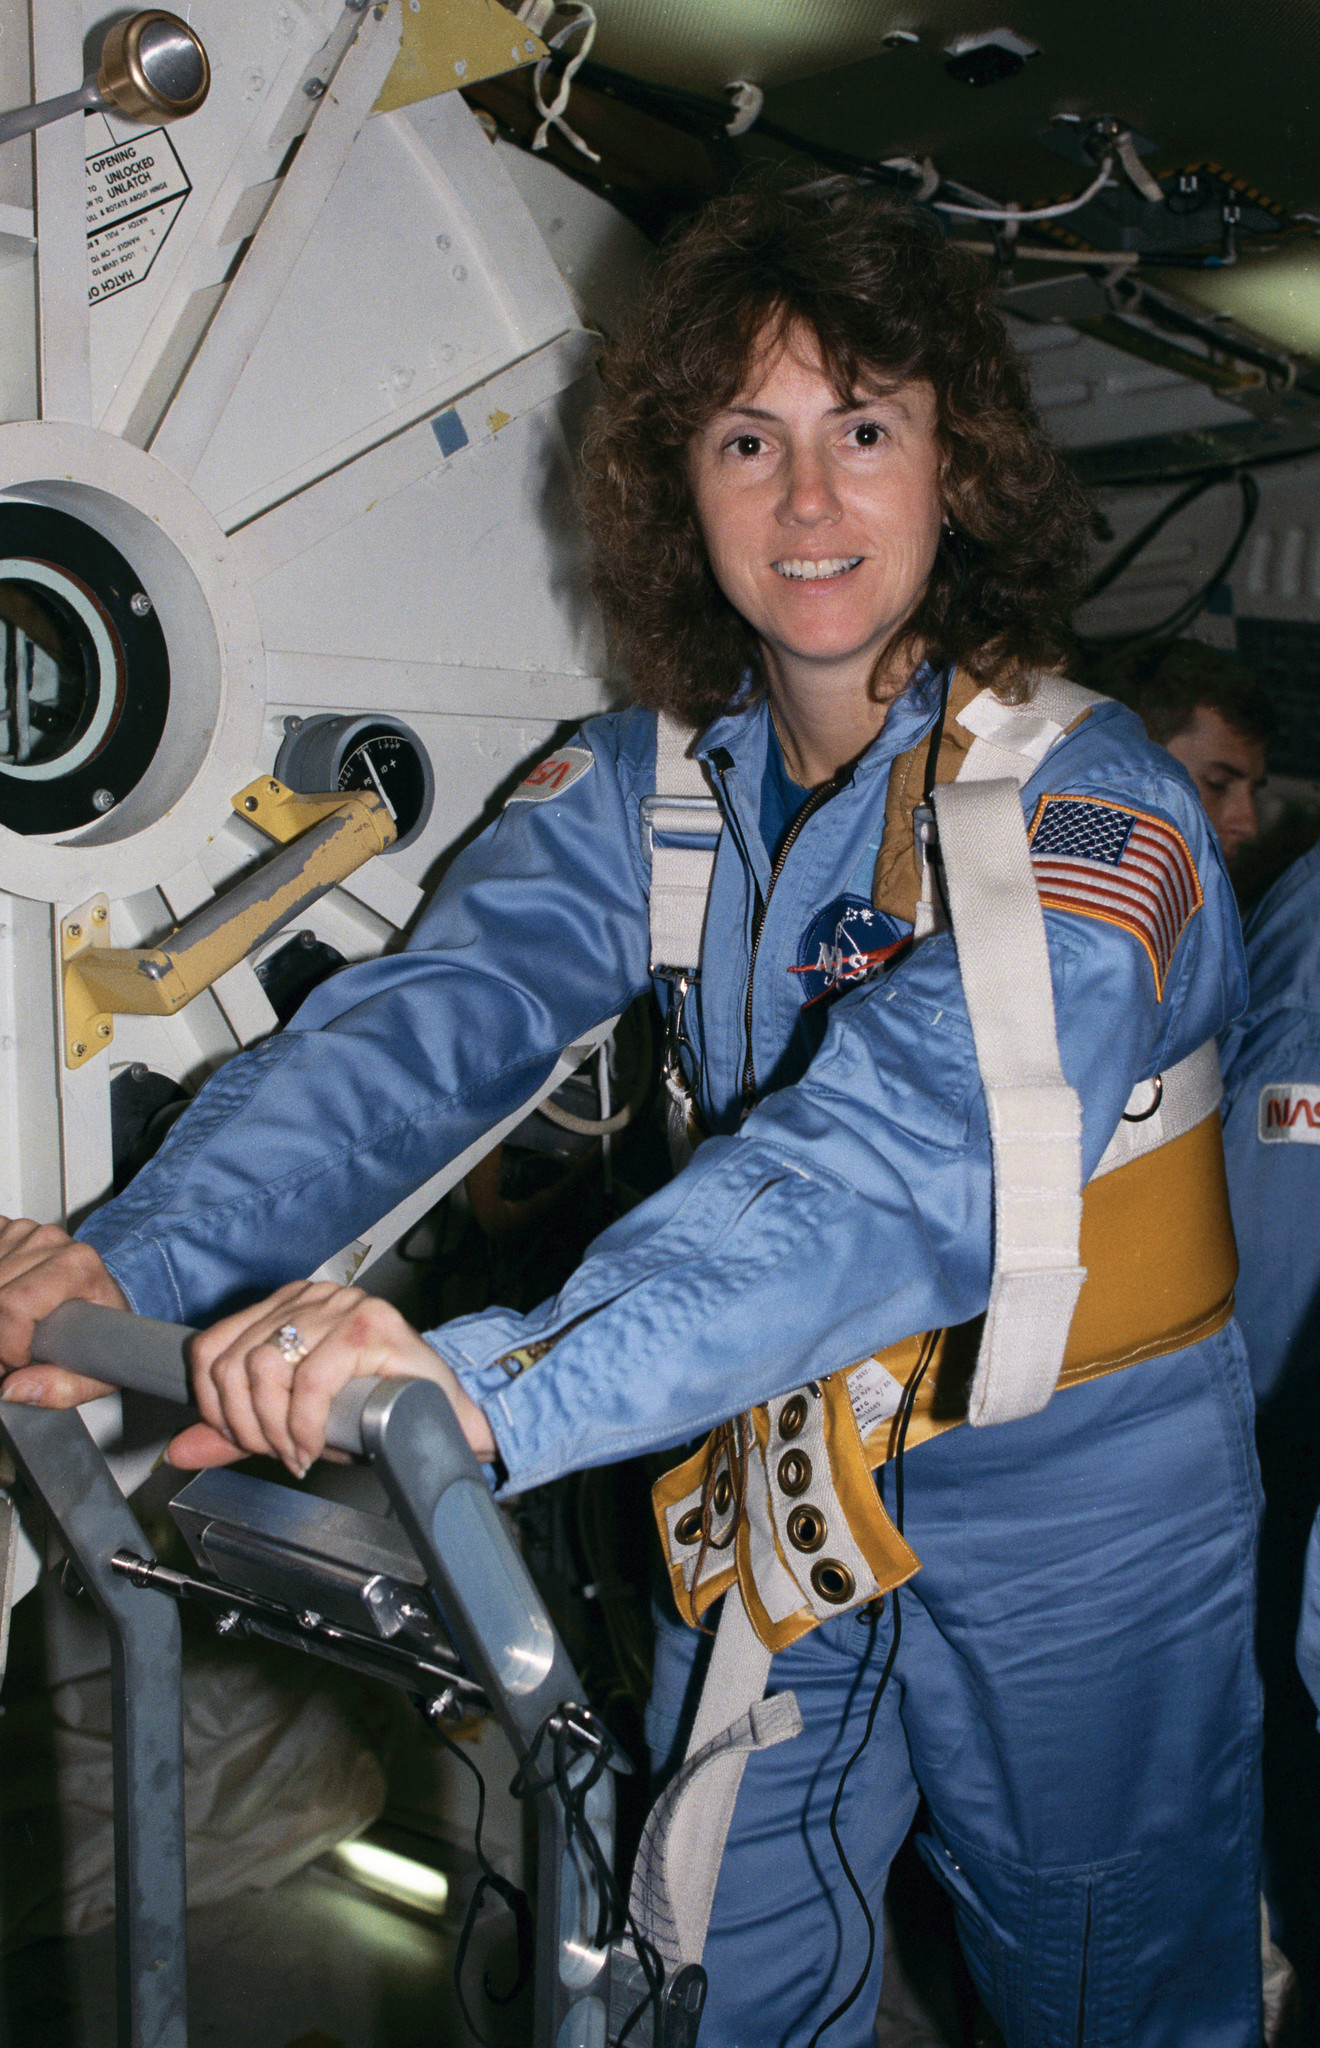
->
xmin=168 ymin=1280 xmax=497 ymax=1476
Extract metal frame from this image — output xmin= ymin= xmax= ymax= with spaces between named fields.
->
xmin=2 ymin=1303 xmax=629 ymax=2048
xmin=0 ymin=1400 xmax=187 ymax=2048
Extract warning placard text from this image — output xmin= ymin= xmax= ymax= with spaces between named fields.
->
xmin=86 ymin=128 xmax=191 ymax=304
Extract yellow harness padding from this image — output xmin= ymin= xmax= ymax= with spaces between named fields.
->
xmin=653 ymin=1110 xmax=1237 ymax=1652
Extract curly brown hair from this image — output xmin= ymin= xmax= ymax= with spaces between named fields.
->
xmin=579 ymin=178 xmax=1092 ymax=729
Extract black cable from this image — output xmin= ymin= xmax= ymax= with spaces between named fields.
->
xmin=920 ymin=666 xmax=953 ymax=813
xmin=509 ymin=1701 xmax=667 ymax=2044
xmin=804 ymin=1329 xmax=940 ymax=2048
xmin=1078 ymin=469 xmax=1232 ymax=605
xmin=1077 ymin=470 xmax=1260 ymax=654
xmin=422 ymin=1705 xmax=537 ymax=2047
xmin=921 ymin=529 xmax=971 ymax=808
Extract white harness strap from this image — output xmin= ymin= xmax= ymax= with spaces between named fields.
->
xmin=934 ymin=776 xmax=1086 ymax=1427
xmin=936 ymin=676 xmax=1103 ymax=1425
xmin=955 ymin=676 xmax=1105 ymax=785
xmin=646 ymin=711 xmax=723 ymax=974
xmin=629 ymin=1598 xmax=799 ymax=1970
xmin=1092 ymin=1037 xmax=1221 ymax=1179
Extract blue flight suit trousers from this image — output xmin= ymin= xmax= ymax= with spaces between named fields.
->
xmin=647 ymin=1327 xmax=1264 ymax=2048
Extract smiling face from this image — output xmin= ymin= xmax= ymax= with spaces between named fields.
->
xmin=686 ymin=322 xmax=946 ymax=720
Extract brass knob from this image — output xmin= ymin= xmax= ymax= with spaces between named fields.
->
xmin=97 ymin=12 xmax=210 ymax=123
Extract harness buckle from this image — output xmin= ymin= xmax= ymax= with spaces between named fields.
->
xmin=639 ymin=793 xmax=724 ymax=864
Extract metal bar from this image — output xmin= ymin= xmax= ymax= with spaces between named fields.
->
xmin=32 ymin=1300 xmax=193 ymax=1403
xmin=0 ymin=1404 xmax=186 ymax=2048
xmin=62 ymin=793 xmax=394 ymax=1064
xmin=110 ymin=1549 xmax=490 ymax=1712
xmin=148 ymin=0 xmax=401 ymax=487
xmin=0 ymin=78 xmax=100 ymax=147
xmin=359 ymin=1378 xmax=613 ymax=2044
xmin=31 ymin=0 xmax=91 ymax=424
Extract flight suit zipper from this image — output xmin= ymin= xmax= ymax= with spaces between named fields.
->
xmin=740 ymin=775 xmax=841 ymax=1112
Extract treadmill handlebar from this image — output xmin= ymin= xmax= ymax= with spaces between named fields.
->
xmin=30 ymin=1299 xmax=382 ymax=1457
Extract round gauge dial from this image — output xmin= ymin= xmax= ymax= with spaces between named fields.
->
xmin=273 ymin=713 xmax=435 ymax=854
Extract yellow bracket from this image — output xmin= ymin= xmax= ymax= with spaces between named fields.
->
xmin=62 ymin=778 xmax=396 ymax=1068
xmin=230 ymin=775 xmax=363 ymax=843
xmin=374 ymin=0 xmax=547 ymax=115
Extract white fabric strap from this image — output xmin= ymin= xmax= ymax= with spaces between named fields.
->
xmin=648 ymin=712 xmax=723 ymax=973
xmin=955 ymin=676 xmax=1105 ymax=788
xmin=933 ymin=777 xmax=1086 ymax=1427
xmin=1091 ymin=1038 xmax=1222 ymax=1180
xmin=628 ymin=1595 xmax=798 ymax=1969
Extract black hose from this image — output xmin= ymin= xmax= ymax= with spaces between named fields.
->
xmin=1077 ymin=470 xmax=1260 ymax=654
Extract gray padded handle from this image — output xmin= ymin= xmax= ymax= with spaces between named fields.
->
xmin=29 ymin=1301 xmax=377 ymax=1456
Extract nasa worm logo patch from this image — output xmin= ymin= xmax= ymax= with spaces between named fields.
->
xmin=507 ymin=745 xmax=594 ymax=804
xmin=1258 ymin=1083 xmax=1320 ymax=1144
xmin=791 ymin=896 xmax=910 ymax=1006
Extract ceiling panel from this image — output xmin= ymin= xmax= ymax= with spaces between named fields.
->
xmin=588 ymin=0 xmax=906 ymax=94
xmin=759 ymin=2 xmax=1320 ymax=214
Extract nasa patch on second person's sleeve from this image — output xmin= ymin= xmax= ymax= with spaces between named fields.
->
xmin=1258 ymin=1082 xmax=1320 ymax=1143
xmin=506 ymin=745 xmax=594 ymax=805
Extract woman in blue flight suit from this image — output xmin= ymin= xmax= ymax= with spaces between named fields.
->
xmin=0 ymin=186 xmax=1262 ymax=2046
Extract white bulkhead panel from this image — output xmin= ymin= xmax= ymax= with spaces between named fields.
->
xmin=184 ymin=90 xmax=580 ymax=525
xmin=0 ymin=0 xmax=624 ymax=1259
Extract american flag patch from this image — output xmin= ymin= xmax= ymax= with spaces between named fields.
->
xmin=1027 ymin=794 xmax=1202 ymax=997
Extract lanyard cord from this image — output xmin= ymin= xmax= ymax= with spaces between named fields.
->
xmin=804 ymin=1328 xmax=941 ymax=2048
xmin=920 ymin=529 xmax=971 ymax=808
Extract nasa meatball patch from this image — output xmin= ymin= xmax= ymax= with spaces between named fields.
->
xmin=791 ymin=896 xmax=910 ymax=1006
xmin=1027 ymin=794 xmax=1201 ymax=998
xmin=507 ymin=745 xmax=594 ymax=804
xmin=1258 ymin=1083 xmax=1320 ymax=1144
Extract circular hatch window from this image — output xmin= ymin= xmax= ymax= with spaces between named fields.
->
xmin=0 ymin=504 xmax=169 ymax=835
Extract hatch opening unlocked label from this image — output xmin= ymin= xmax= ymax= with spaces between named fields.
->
xmin=86 ymin=128 xmax=191 ymax=304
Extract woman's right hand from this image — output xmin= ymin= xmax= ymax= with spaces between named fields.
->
xmin=0 ymin=1216 xmax=128 ymax=1408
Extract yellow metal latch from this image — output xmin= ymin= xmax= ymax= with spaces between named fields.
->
xmin=62 ymin=778 xmax=396 ymax=1067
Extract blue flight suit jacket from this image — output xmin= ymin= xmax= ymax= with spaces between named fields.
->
xmin=81 ymin=670 xmax=1246 ymax=1493
xmin=1219 ymin=842 xmax=1320 ymax=1406
xmin=1219 ymin=842 xmax=1320 ymax=1715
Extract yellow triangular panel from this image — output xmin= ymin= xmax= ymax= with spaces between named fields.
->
xmin=375 ymin=0 xmax=546 ymax=114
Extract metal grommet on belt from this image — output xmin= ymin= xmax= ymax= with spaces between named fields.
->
xmin=674 ymin=1507 xmax=703 ymax=1546
xmin=777 ymin=1449 xmax=812 ymax=1497
xmin=712 ymin=1469 xmax=732 ymax=1515
xmin=811 ymin=1560 xmax=856 ymax=1605
xmin=786 ymin=1503 xmax=827 ymax=1553
xmin=778 ymin=1395 xmax=808 ymax=1440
